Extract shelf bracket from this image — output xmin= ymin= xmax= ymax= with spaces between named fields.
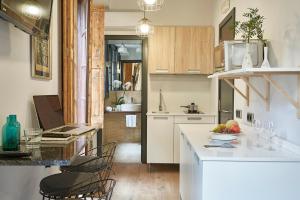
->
xmin=241 ymin=77 xmax=270 ymax=111
xmin=263 ymin=74 xmax=300 ymax=112
xmin=223 ymin=79 xmax=249 ymax=104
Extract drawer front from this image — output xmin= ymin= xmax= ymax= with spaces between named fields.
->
xmin=175 ymin=116 xmax=215 ymax=124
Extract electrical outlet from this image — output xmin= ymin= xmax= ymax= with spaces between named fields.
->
xmin=247 ymin=113 xmax=254 ymax=123
xmin=236 ymin=110 xmax=242 ymax=119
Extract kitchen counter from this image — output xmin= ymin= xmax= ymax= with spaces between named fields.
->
xmin=147 ymin=112 xmax=217 ymax=116
xmin=179 ymin=124 xmax=300 ymax=162
xmin=105 ymin=110 xmax=141 ymax=113
xmin=0 ymin=130 xmax=97 ymax=166
xmin=179 ymin=124 xmax=300 ymax=200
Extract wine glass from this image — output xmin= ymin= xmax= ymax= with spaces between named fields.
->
xmin=266 ymin=121 xmax=276 ymax=151
xmin=254 ymin=119 xmax=262 ymax=147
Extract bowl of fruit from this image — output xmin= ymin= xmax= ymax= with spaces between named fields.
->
xmin=212 ymin=120 xmax=241 ymax=134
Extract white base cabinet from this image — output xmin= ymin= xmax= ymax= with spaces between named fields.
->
xmin=147 ymin=114 xmax=216 ymax=164
xmin=179 ymin=127 xmax=300 ymax=200
xmin=180 ymin=132 xmax=203 ymax=200
xmin=147 ymin=115 xmax=174 ymax=163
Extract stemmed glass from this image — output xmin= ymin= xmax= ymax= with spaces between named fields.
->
xmin=253 ymin=119 xmax=262 ymax=147
xmin=266 ymin=121 xmax=276 ymax=151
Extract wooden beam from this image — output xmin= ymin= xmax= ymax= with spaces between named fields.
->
xmin=263 ymin=75 xmax=299 ymax=109
xmin=224 ymin=79 xmax=248 ymax=102
xmin=242 ymin=77 xmax=270 ymax=111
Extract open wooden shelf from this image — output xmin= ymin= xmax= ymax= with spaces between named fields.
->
xmin=208 ymin=67 xmax=300 ymax=118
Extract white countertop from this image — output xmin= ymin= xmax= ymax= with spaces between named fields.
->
xmin=146 ymin=112 xmax=217 ymax=116
xmin=179 ymin=124 xmax=300 ymax=162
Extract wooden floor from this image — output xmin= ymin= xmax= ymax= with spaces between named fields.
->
xmin=111 ymin=163 xmax=180 ymax=200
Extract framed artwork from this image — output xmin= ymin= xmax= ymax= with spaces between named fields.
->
xmin=31 ymin=36 xmax=51 ymax=80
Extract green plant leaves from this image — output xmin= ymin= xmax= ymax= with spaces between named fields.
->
xmin=234 ymin=8 xmax=265 ymax=43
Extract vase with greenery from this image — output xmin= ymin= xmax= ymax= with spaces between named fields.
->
xmin=235 ymin=8 xmax=265 ymax=69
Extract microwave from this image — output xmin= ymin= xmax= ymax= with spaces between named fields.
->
xmin=214 ymin=40 xmax=264 ymax=72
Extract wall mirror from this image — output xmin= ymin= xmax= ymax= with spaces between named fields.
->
xmin=105 ymin=40 xmax=142 ymax=92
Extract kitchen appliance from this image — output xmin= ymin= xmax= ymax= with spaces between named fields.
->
xmin=180 ymin=103 xmax=202 ymax=114
xmin=224 ymin=40 xmax=264 ymax=71
xmin=0 ymin=0 xmax=53 ymax=39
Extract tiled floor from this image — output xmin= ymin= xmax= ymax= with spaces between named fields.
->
xmin=111 ymin=163 xmax=179 ymax=200
xmin=114 ymin=143 xmax=141 ymax=163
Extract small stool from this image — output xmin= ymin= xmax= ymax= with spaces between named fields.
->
xmin=40 ymin=171 xmax=116 ymax=200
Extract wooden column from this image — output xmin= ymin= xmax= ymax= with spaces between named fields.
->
xmin=87 ymin=3 xmax=105 ymax=127
xmin=62 ymin=0 xmax=78 ymax=124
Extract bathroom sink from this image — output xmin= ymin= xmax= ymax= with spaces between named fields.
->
xmin=120 ymin=104 xmax=142 ymax=112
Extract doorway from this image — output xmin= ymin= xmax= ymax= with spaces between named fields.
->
xmin=103 ymin=36 xmax=147 ymax=163
xmin=218 ymin=8 xmax=236 ymax=123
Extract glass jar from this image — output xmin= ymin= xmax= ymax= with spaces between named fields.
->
xmin=2 ymin=115 xmax=21 ymax=151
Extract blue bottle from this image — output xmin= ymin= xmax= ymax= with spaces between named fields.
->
xmin=2 ymin=115 xmax=21 ymax=151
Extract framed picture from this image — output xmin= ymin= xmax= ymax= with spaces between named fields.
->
xmin=31 ymin=36 xmax=51 ymax=80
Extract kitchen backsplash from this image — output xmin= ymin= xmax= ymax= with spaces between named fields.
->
xmin=148 ymin=75 xmax=213 ymax=113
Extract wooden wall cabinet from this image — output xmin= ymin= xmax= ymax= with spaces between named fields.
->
xmin=148 ymin=26 xmax=214 ymax=75
xmin=148 ymin=26 xmax=176 ymax=74
xmin=174 ymin=26 xmax=214 ymax=75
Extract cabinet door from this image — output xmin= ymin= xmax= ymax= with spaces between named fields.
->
xmin=148 ymin=26 xmax=175 ymax=74
xmin=175 ymin=26 xmax=214 ymax=74
xmin=174 ymin=124 xmax=180 ymax=164
xmin=192 ymin=152 xmax=203 ymax=200
xmin=147 ymin=116 xmax=174 ymax=163
xmin=180 ymin=132 xmax=188 ymax=200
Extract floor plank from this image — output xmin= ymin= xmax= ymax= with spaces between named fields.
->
xmin=111 ymin=164 xmax=179 ymax=200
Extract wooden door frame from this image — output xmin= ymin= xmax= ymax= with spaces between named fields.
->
xmin=105 ymin=35 xmax=148 ymax=164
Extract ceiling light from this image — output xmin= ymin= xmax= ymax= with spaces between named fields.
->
xmin=136 ymin=12 xmax=154 ymax=37
xmin=22 ymin=1 xmax=42 ymax=20
xmin=137 ymin=0 xmax=164 ymax=11
xmin=118 ymin=44 xmax=128 ymax=54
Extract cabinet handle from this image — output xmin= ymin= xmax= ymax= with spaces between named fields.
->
xmin=187 ymin=69 xmax=201 ymax=73
xmin=187 ymin=117 xmax=202 ymax=121
xmin=155 ymin=69 xmax=168 ymax=73
xmin=153 ymin=117 xmax=169 ymax=120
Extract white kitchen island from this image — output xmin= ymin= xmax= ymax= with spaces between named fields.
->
xmin=179 ymin=124 xmax=300 ymax=200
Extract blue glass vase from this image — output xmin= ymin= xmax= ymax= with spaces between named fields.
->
xmin=2 ymin=115 xmax=21 ymax=151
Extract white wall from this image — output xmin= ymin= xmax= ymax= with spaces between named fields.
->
xmin=0 ymin=0 xmax=61 ymax=141
xmin=148 ymin=75 xmax=212 ymax=113
xmin=105 ymin=0 xmax=214 ymax=35
xmin=212 ymin=0 xmax=300 ymax=145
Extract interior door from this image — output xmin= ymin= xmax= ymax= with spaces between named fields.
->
xmin=219 ymin=80 xmax=234 ymax=123
xmin=218 ymin=8 xmax=236 ymax=123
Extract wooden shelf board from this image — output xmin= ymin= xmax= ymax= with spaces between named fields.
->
xmin=208 ymin=67 xmax=300 ymax=79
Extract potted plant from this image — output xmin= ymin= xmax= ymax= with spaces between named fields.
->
xmin=235 ymin=8 xmax=265 ymax=69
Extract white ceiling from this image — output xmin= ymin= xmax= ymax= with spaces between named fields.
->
xmin=94 ymin=0 xmax=140 ymax=11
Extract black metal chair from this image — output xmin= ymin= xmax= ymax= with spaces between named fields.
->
xmin=40 ymin=171 xmax=116 ymax=200
xmin=60 ymin=142 xmax=117 ymax=181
